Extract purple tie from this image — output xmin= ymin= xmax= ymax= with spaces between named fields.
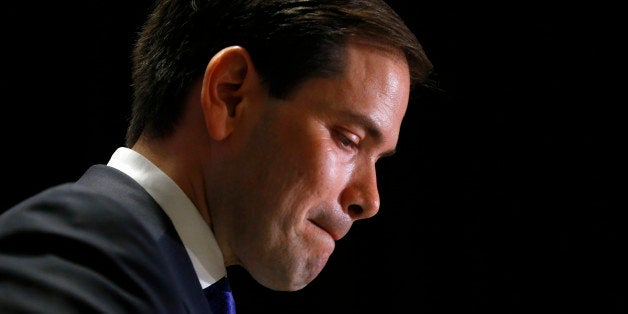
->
xmin=203 ymin=277 xmax=236 ymax=314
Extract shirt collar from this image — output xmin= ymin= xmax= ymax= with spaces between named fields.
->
xmin=107 ymin=147 xmax=226 ymax=288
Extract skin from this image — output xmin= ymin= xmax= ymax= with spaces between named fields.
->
xmin=133 ymin=41 xmax=410 ymax=291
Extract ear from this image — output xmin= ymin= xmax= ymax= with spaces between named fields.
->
xmin=200 ymin=46 xmax=259 ymax=141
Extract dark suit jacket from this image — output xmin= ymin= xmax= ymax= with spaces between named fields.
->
xmin=0 ymin=165 xmax=214 ymax=313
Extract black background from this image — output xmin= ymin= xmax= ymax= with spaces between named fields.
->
xmin=1 ymin=1 xmax=623 ymax=313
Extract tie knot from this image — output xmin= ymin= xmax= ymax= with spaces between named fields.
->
xmin=203 ymin=277 xmax=236 ymax=314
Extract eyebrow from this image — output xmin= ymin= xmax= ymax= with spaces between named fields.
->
xmin=338 ymin=110 xmax=397 ymax=158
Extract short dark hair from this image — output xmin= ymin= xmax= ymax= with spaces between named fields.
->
xmin=126 ymin=0 xmax=433 ymax=146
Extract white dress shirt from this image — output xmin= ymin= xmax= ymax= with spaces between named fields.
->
xmin=107 ymin=147 xmax=225 ymax=289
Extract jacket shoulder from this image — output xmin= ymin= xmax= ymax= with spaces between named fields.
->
xmin=0 ymin=165 xmax=189 ymax=313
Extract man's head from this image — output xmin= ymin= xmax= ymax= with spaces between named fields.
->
xmin=126 ymin=0 xmax=432 ymax=146
xmin=127 ymin=0 xmax=432 ymax=292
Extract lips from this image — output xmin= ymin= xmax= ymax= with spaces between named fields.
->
xmin=309 ymin=217 xmax=351 ymax=241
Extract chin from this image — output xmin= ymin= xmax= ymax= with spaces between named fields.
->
xmin=255 ymin=271 xmax=311 ymax=292
xmin=272 ymin=253 xmax=331 ymax=291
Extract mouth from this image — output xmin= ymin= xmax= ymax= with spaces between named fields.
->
xmin=309 ymin=219 xmax=340 ymax=241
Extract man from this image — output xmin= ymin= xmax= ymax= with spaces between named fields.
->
xmin=0 ymin=0 xmax=433 ymax=313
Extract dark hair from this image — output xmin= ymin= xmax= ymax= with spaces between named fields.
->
xmin=126 ymin=0 xmax=433 ymax=146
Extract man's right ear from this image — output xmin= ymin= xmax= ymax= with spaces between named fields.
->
xmin=200 ymin=46 xmax=258 ymax=141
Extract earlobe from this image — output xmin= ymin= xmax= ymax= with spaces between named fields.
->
xmin=200 ymin=46 xmax=256 ymax=141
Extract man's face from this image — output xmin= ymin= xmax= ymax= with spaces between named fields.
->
xmin=216 ymin=42 xmax=410 ymax=291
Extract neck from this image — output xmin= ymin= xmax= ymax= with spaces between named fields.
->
xmin=131 ymin=123 xmax=212 ymax=227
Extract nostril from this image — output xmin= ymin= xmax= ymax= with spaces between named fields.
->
xmin=348 ymin=204 xmax=363 ymax=217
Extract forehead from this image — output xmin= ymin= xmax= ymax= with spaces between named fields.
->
xmin=342 ymin=41 xmax=409 ymax=86
xmin=279 ymin=41 xmax=410 ymax=111
xmin=327 ymin=42 xmax=410 ymax=128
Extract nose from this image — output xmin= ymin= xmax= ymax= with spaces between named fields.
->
xmin=340 ymin=162 xmax=380 ymax=221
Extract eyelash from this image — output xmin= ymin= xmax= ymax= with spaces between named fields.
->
xmin=335 ymin=130 xmax=359 ymax=150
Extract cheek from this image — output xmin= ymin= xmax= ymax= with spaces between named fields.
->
xmin=263 ymin=116 xmax=352 ymax=207
xmin=296 ymin=139 xmax=349 ymax=197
